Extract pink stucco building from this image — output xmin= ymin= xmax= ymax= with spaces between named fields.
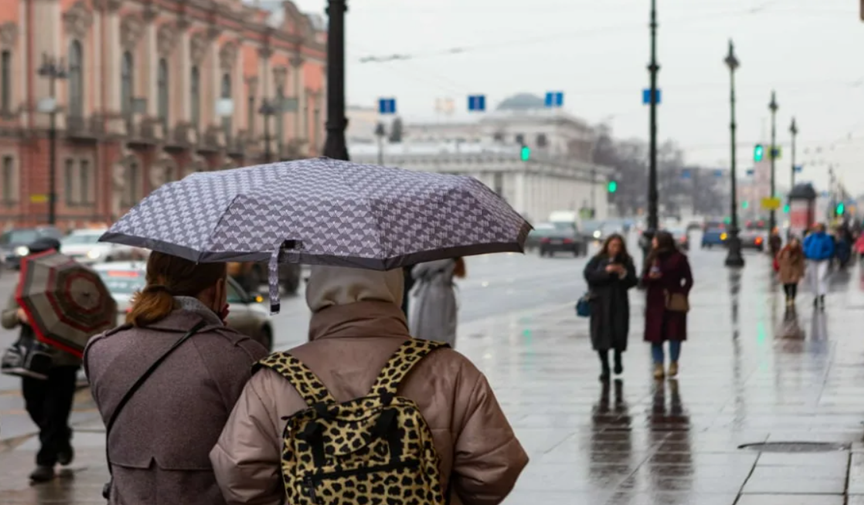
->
xmin=0 ymin=0 xmax=327 ymax=229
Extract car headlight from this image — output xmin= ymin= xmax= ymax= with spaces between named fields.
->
xmin=14 ymin=246 xmax=28 ymax=257
xmin=593 ymin=231 xmax=601 ymax=238
xmin=86 ymin=249 xmax=102 ymax=260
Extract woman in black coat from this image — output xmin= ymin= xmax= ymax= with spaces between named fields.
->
xmin=583 ymin=234 xmax=638 ymax=381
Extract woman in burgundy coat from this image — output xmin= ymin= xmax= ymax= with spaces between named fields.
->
xmin=642 ymin=231 xmax=693 ymax=380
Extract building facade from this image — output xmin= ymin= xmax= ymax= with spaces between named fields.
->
xmin=0 ymin=0 xmax=327 ymax=230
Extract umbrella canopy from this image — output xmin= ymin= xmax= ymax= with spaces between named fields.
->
xmin=101 ymin=158 xmax=531 ymax=313
xmin=16 ymin=250 xmax=118 ymax=358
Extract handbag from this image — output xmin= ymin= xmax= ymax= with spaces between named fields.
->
xmin=665 ymin=290 xmax=689 ymax=313
xmin=575 ymin=293 xmax=593 ymax=318
xmin=101 ymin=321 xmax=205 ymax=500
xmin=1 ymin=335 xmax=53 ymax=380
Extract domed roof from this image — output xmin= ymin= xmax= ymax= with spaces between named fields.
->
xmin=496 ymin=93 xmax=545 ymax=111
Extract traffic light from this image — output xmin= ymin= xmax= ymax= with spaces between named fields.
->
xmin=783 ymin=204 xmax=790 ymax=213
xmin=836 ymin=202 xmax=845 ymax=216
xmin=754 ymin=144 xmax=764 ymax=162
xmin=607 ymin=180 xmax=618 ymax=193
xmin=742 ymin=200 xmax=749 ymax=209
xmin=520 ymin=145 xmax=531 ymax=161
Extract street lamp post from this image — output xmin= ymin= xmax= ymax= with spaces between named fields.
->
xmin=322 ymin=0 xmax=349 ymax=161
xmin=724 ymin=40 xmax=744 ymax=268
xmin=790 ymin=117 xmax=798 ymax=189
xmin=374 ymin=122 xmax=386 ymax=165
xmin=37 ymin=54 xmax=67 ymax=226
xmin=645 ymin=0 xmax=660 ymax=246
xmin=768 ymin=91 xmax=779 ymax=233
xmin=259 ymin=99 xmax=276 ymax=163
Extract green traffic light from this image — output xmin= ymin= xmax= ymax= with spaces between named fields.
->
xmin=520 ymin=146 xmax=531 ymax=161
xmin=742 ymin=201 xmax=749 ymax=209
xmin=837 ymin=203 xmax=845 ymax=215
xmin=754 ymin=144 xmax=764 ymax=162
xmin=783 ymin=204 xmax=790 ymax=213
xmin=607 ymin=181 xmax=618 ymax=193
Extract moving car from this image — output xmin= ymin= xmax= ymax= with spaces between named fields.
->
xmin=537 ymin=225 xmax=588 ymax=257
xmin=60 ymin=228 xmax=147 ymax=265
xmin=581 ymin=220 xmax=606 ymax=242
xmin=739 ymin=229 xmax=765 ymax=251
xmin=93 ymin=262 xmax=275 ymax=350
xmin=701 ymin=227 xmax=726 ymax=249
xmin=667 ymin=227 xmax=690 ymax=251
xmin=526 ymin=223 xmax=556 ymax=250
xmin=0 ymin=227 xmax=63 ymax=269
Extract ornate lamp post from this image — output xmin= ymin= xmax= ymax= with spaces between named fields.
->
xmin=768 ymin=91 xmax=779 ymax=233
xmin=724 ymin=40 xmax=744 ymax=268
xmin=322 ymin=0 xmax=349 ymax=161
xmin=37 ymin=54 xmax=67 ymax=225
xmin=790 ymin=117 xmax=798 ymax=189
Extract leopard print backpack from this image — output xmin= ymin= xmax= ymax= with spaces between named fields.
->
xmin=256 ymin=338 xmax=450 ymax=505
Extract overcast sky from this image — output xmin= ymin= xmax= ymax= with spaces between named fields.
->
xmin=277 ymin=0 xmax=864 ymax=193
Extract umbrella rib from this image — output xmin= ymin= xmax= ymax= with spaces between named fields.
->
xmin=199 ymin=193 xmax=243 ymax=261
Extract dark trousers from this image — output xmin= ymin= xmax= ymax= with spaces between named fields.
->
xmin=21 ymin=366 xmax=77 ymax=466
xmin=783 ymin=283 xmax=798 ymax=300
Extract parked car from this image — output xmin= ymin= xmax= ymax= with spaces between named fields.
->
xmin=0 ymin=227 xmax=63 ymax=269
xmin=538 ymin=226 xmax=588 ymax=257
xmin=60 ymin=228 xmax=147 ymax=265
xmin=93 ymin=262 xmax=275 ymax=350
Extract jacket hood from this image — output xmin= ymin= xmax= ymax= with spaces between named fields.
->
xmin=305 ymin=265 xmax=404 ymax=313
xmin=309 ymin=301 xmax=408 ymax=342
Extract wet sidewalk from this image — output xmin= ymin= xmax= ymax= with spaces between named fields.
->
xmin=4 ymin=255 xmax=864 ymax=504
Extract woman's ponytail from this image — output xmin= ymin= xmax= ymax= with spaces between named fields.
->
xmin=126 ymin=284 xmax=176 ymax=327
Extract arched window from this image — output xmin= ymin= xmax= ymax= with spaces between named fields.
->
xmin=275 ymin=86 xmax=285 ymax=152
xmin=121 ymin=51 xmax=134 ymax=117
xmin=68 ymin=41 xmax=83 ymax=118
xmin=190 ymin=66 xmax=200 ymax=129
xmin=221 ymin=73 xmax=232 ymax=141
xmin=157 ymin=58 xmax=169 ymax=129
xmin=0 ymin=50 xmax=10 ymax=113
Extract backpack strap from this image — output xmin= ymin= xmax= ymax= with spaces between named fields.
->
xmin=370 ymin=339 xmax=450 ymax=397
xmin=256 ymin=352 xmax=336 ymax=406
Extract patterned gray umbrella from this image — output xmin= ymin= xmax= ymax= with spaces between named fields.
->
xmin=100 ymin=158 xmax=531 ymax=313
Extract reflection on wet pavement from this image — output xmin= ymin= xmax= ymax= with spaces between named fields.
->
xmin=5 ymin=252 xmax=864 ymax=504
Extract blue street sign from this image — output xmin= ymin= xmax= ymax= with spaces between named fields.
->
xmin=642 ymin=89 xmax=661 ymax=105
xmin=378 ymin=98 xmax=397 ymax=114
xmin=746 ymin=169 xmax=755 ymax=176
xmin=681 ymin=169 xmax=691 ymax=179
xmin=467 ymin=95 xmax=486 ymax=112
xmin=794 ymin=165 xmax=803 ymax=173
xmin=544 ymin=91 xmax=564 ymax=108
xmin=714 ymin=169 xmax=723 ymax=178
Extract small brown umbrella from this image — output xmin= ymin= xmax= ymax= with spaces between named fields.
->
xmin=16 ymin=250 xmax=117 ymax=358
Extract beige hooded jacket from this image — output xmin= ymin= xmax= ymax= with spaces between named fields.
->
xmin=210 ymin=265 xmax=527 ymax=505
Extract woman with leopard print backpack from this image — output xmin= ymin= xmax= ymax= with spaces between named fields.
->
xmin=210 ymin=265 xmax=528 ymax=505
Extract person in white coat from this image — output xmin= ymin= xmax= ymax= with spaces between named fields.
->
xmin=409 ymin=258 xmax=465 ymax=347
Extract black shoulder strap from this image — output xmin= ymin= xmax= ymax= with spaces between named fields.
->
xmin=104 ymin=320 xmax=206 ymax=475
xmin=369 ymin=339 xmax=449 ymax=397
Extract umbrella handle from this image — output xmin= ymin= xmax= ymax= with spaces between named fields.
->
xmin=268 ymin=241 xmax=302 ymax=314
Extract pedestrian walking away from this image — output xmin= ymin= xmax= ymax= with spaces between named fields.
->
xmin=84 ymin=251 xmax=267 ymax=505
xmin=769 ymin=227 xmax=783 ymax=256
xmin=409 ymin=257 xmax=465 ymax=347
xmin=642 ymin=231 xmax=693 ymax=380
xmin=0 ymin=238 xmax=80 ymax=483
xmin=803 ymin=223 xmax=835 ymax=310
xmin=210 ymin=265 xmax=528 ymax=505
xmin=583 ymin=234 xmax=638 ymax=381
xmin=776 ymin=236 xmax=806 ymax=306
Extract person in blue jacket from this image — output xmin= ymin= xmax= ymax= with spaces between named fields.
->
xmin=803 ymin=223 xmax=835 ymax=310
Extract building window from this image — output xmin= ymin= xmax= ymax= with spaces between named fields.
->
xmin=68 ymin=41 xmax=83 ymax=118
xmin=190 ymin=66 xmax=200 ymax=129
xmin=121 ymin=51 xmax=134 ymax=117
xmin=123 ymin=162 xmax=139 ymax=207
xmin=157 ymin=58 xmax=169 ymax=130
xmin=0 ymin=50 xmax=10 ymax=113
xmin=275 ymin=87 xmax=285 ymax=151
xmin=65 ymin=159 xmax=76 ymax=205
xmin=80 ymin=159 xmax=90 ymax=204
xmin=1 ymin=156 xmax=14 ymax=203
xmin=221 ymin=73 xmax=232 ymax=141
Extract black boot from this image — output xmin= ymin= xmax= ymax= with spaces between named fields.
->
xmin=29 ymin=465 xmax=54 ymax=483
xmin=598 ymin=350 xmax=611 ymax=382
xmin=613 ymin=351 xmax=624 ymax=375
xmin=819 ymin=295 xmax=826 ymax=310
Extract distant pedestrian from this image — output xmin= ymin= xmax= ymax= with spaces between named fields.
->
xmin=855 ymin=232 xmax=864 ymax=260
xmin=803 ymin=223 xmax=834 ymax=310
xmin=1 ymin=238 xmax=79 ymax=483
xmin=84 ymin=251 xmax=267 ymax=505
xmin=776 ymin=236 xmax=805 ymax=306
xmin=642 ymin=231 xmax=693 ymax=380
xmin=401 ymin=265 xmax=414 ymax=321
xmin=409 ymin=257 xmax=465 ymax=347
xmin=584 ymin=234 xmax=638 ymax=381
xmin=769 ymin=228 xmax=783 ymax=256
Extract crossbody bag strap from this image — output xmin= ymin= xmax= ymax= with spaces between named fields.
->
xmin=103 ymin=320 xmax=207 ymax=476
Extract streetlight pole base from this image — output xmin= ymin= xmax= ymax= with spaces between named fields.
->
xmin=724 ymin=232 xmax=745 ymax=268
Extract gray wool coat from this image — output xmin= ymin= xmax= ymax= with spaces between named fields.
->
xmin=84 ymin=303 xmax=267 ymax=505
xmin=409 ymin=259 xmax=459 ymax=347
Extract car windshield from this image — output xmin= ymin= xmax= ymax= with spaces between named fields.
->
xmin=582 ymin=220 xmax=602 ymax=232
xmin=97 ymin=269 xmax=145 ymax=295
xmin=531 ymin=225 xmax=558 ymax=237
xmin=62 ymin=234 xmax=101 ymax=245
xmin=1 ymin=230 xmax=39 ymax=245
